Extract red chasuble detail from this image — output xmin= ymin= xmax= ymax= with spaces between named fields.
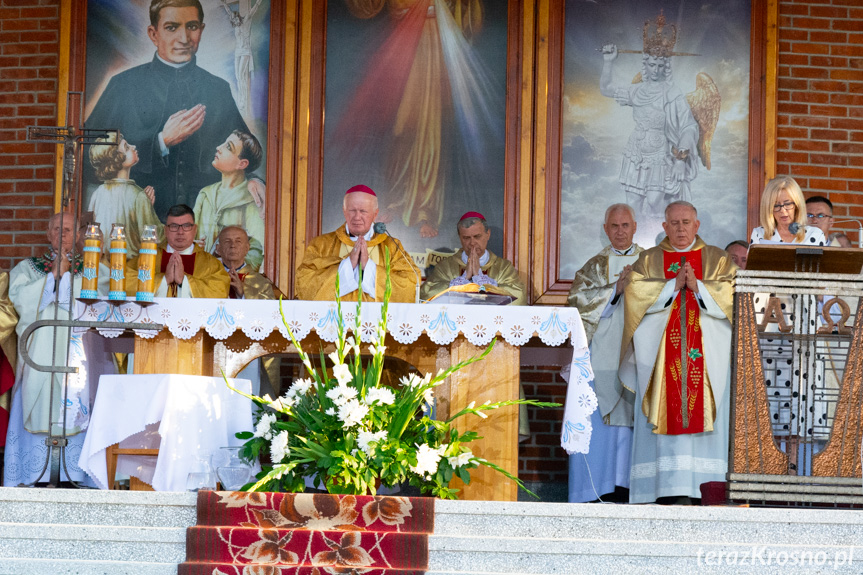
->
xmin=160 ymin=251 xmax=197 ymax=275
xmin=229 ymin=273 xmax=247 ymax=299
xmin=662 ymin=249 xmax=706 ymax=435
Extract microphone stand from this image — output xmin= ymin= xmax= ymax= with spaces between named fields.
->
xmin=831 ymin=219 xmax=863 ymax=248
xmin=373 ymin=223 xmax=421 ymax=304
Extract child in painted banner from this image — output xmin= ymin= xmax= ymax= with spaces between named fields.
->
xmin=88 ymin=133 xmax=165 ymax=259
xmin=193 ymin=130 xmax=266 ymax=270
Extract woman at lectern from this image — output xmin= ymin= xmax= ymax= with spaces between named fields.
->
xmin=750 ymin=175 xmax=827 ymax=246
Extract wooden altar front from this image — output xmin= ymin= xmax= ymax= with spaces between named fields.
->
xmin=80 ymin=299 xmax=592 ymax=501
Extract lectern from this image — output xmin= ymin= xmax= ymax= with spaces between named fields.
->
xmin=729 ymin=244 xmax=863 ymax=504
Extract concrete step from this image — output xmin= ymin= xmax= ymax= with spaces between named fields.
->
xmin=0 ymin=522 xmax=186 ymax=563
xmin=0 ymin=487 xmax=197 ymax=528
xmin=427 ymin=535 xmax=862 ymax=574
xmin=0 ymin=558 xmax=178 ymax=575
xmin=2 ymin=487 xmax=862 ymax=574
xmin=434 ymin=500 xmax=863 ymax=546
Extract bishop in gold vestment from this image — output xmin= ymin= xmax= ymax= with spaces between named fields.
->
xmin=421 ymin=211 xmax=526 ymax=304
xmin=296 ymin=185 xmax=419 ymax=303
xmin=619 ymin=202 xmax=735 ymax=503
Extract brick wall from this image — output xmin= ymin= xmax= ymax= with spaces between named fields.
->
xmin=0 ymin=0 xmax=60 ymax=271
xmin=519 ymin=363 xmax=568 ymax=485
xmin=776 ymin=0 xmax=863 ymax=242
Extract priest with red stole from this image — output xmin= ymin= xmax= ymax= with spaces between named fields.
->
xmin=619 ymin=201 xmax=736 ymax=504
xmin=125 ymin=204 xmax=229 ymax=299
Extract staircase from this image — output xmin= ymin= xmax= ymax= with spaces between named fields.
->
xmin=0 ymin=487 xmax=194 ymax=575
xmin=3 ymin=486 xmax=863 ymax=574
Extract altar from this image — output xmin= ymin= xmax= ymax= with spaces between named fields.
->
xmin=76 ymin=299 xmax=593 ymax=501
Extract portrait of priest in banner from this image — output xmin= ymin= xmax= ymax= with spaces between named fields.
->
xmin=83 ymin=0 xmax=270 ymax=266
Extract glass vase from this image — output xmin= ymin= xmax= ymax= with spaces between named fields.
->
xmin=211 ymin=446 xmax=253 ymax=491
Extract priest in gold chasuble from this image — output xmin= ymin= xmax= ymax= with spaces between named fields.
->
xmin=124 ymin=205 xmax=230 ymax=299
xmin=567 ymin=204 xmax=642 ymax=502
xmin=619 ymin=201 xmax=736 ymax=504
xmin=296 ymin=185 xmax=420 ymax=303
xmin=218 ymin=225 xmax=282 ymax=398
xmin=420 ymin=211 xmax=526 ymax=305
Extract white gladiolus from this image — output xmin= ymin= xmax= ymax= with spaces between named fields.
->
xmin=423 ymin=387 xmax=434 ymax=405
xmin=357 ymin=429 xmax=388 ymax=455
xmin=271 ymin=393 xmax=295 ymax=411
xmin=365 ymin=387 xmax=395 ymax=406
xmin=399 ymin=373 xmax=421 ymax=389
xmin=368 ymin=344 xmax=386 ymax=356
xmin=325 ymin=407 xmax=336 ymax=416
xmin=328 ymin=351 xmax=340 ymax=365
xmin=270 ymin=430 xmax=290 ymax=463
xmin=333 ymin=363 xmax=353 ymax=386
xmin=338 ymin=399 xmax=369 ymax=428
xmin=254 ymin=412 xmax=277 ymax=440
xmin=447 ymin=451 xmax=474 ymax=468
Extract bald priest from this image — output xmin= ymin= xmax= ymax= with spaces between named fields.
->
xmin=296 ymin=185 xmax=420 ymax=302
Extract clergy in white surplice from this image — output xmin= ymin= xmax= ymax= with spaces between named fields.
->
xmin=619 ymin=201 xmax=736 ymax=504
xmin=3 ymin=212 xmax=109 ymax=486
xmin=567 ymin=204 xmax=642 ymax=502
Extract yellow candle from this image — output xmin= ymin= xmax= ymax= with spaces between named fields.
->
xmin=80 ymin=224 xmax=102 ymax=299
xmin=108 ymin=224 xmax=127 ymax=301
xmin=136 ymin=225 xmax=159 ymax=302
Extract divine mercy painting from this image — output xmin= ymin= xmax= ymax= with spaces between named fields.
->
xmin=322 ymin=0 xmax=509 ymax=271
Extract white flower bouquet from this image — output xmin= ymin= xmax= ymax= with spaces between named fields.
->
xmin=229 ymin=251 xmax=558 ymax=499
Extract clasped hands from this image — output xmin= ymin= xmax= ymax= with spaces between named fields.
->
xmin=164 ymin=252 xmax=186 ymax=286
xmin=464 ymin=246 xmax=485 ymax=280
xmin=614 ymin=264 xmax=633 ymax=295
xmin=349 ymin=237 xmax=370 ymax=270
xmin=674 ymin=262 xmax=699 ymax=293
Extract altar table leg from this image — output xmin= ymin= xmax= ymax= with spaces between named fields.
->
xmin=444 ymin=337 xmax=519 ymax=501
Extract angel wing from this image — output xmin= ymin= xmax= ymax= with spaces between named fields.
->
xmin=686 ymin=72 xmax=721 ymax=170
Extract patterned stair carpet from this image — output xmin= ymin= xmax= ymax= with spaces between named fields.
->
xmin=178 ymin=491 xmax=434 ymax=575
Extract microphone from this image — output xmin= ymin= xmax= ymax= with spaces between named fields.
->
xmin=831 ymin=220 xmax=863 ymax=248
xmin=373 ymin=222 xmax=421 ymax=304
xmin=788 ymin=222 xmax=801 ymax=235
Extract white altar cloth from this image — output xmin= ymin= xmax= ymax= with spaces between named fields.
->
xmin=79 ymin=374 xmax=253 ymax=491
xmin=75 ymin=299 xmax=597 ymax=453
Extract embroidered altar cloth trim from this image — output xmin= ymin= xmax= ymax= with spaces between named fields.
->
xmin=75 ymin=299 xmax=597 ymax=454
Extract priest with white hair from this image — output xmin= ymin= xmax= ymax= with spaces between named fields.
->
xmin=567 ymin=203 xmax=642 ymax=502
xmin=619 ymin=201 xmax=736 ymax=504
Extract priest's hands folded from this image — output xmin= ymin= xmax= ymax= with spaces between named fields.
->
xmin=674 ymin=262 xmax=699 ymax=294
xmin=465 ymin=247 xmax=482 ymax=279
xmin=165 ymin=251 xmax=186 ymax=286
xmin=349 ymin=237 xmax=370 ymax=270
